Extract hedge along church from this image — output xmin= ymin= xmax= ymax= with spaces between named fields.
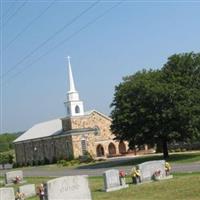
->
xmin=14 ymin=57 xmax=128 ymax=165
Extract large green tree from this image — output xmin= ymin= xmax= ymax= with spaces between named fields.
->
xmin=111 ymin=53 xmax=200 ymax=158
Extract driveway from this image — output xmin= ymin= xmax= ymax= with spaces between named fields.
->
xmin=1 ymin=155 xmax=200 ymax=177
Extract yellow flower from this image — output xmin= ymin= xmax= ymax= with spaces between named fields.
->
xmin=131 ymin=167 xmax=141 ymax=177
xmin=165 ymin=162 xmax=171 ymax=171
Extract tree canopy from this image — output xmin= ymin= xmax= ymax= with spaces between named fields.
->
xmin=110 ymin=52 xmax=200 ymax=158
xmin=0 ymin=132 xmax=22 ymax=152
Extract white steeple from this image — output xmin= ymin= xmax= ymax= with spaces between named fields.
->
xmin=64 ymin=56 xmax=84 ymax=117
xmin=68 ymin=56 xmax=76 ymax=93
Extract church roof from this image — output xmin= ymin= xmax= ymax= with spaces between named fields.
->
xmin=80 ymin=110 xmax=112 ymax=121
xmin=13 ymin=118 xmax=62 ymax=143
xmin=13 ymin=110 xmax=111 ymax=143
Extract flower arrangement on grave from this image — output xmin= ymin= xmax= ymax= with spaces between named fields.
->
xmin=131 ymin=167 xmax=141 ymax=178
xmin=131 ymin=166 xmax=141 ymax=184
xmin=37 ymin=183 xmax=45 ymax=200
xmin=153 ymin=170 xmax=161 ymax=180
xmin=119 ymin=170 xmax=126 ymax=178
xmin=119 ymin=170 xmax=127 ymax=186
xmin=15 ymin=191 xmax=25 ymax=200
xmin=165 ymin=162 xmax=171 ymax=176
xmin=12 ymin=175 xmax=21 ymax=184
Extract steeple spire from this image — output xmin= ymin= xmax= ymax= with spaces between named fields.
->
xmin=67 ymin=56 xmax=76 ymax=92
xmin=64 ymin=56 xmax=84 ymax=117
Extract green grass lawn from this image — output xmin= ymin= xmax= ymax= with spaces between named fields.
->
xmin=1 ymin=152 xmax=200 ymax=200
xmin=4 ymin=172 xmax=199 ymax=200
xmin=90 ymin=173 xmax=200 ymax=200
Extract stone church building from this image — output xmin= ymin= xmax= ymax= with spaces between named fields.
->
xmin=14 ymin=57 xmax=128 ymax=165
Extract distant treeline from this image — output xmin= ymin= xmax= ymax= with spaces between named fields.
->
xmin=0 ymin=132 xmax=23 ymax=152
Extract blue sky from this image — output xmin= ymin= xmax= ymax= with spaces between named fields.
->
xmin=1 ymin=0 xmax=200 ymax=133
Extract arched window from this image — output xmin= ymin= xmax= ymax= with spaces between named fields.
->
xmin=81 ymin=139 xmax=87 ymax=155
xmin=108 ymin=143 xmax=116 ymax=155
xmin=75 ymin=105 xmax=80 ymax=113
xmin=119 ymin=141 xmax=126 ymax=154
xmin=94 ymin=126 xmax=100 ymax=135
xmin=96 ymin=144 xmax=104 ymax=157
xmin=67 ymin=106 xmax=71 ymax=115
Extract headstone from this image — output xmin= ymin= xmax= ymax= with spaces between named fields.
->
xmin=138 ymin=160 xmax=166 ymax=182
xmin=0 ymin=187 xmax=15 ymax=200
xmin=45 ymin=175 xmax=92 ymax=200
xmin=19 ymin=184 xmax=36 ymax=198
xmin=5 ymin=170 xmax=25 ymax=185
xmin=103 ymin=169 xmax=128 ymax=192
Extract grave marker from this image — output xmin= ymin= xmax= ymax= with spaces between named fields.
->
xmin=103 ymin=169 xmax=128 ymax=192
xmin=138 ymin=160 xmax=167 ymax=182
xmin=45 ymin=175 xmax=92 ymax=200
xmin=0 ymin=187 xmax=15 ymax=200
xmin=19 ymin=184 xmax=36 ymax=198
xmin=5 ymin=170 xmax=25 ymax=185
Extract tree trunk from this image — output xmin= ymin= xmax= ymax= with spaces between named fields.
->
xmin=162 ymin=140 xmax=169 ymax=159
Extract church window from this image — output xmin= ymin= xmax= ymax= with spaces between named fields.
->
xmin=66 ymin=141 xmax=71 ymax=158
xmin=94 ymin=126 xmax=100 ymax=135
xmin=75 ymin=105 xmax=80 ymax=113
xmin=67 ymin=106 xmax=71 ymax=115
xmin=81 ymin=139 xmax=87 ymax=155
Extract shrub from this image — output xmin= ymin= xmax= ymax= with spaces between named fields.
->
xmin=44 ymin=157 xmax=50 ymax=165
xmin=52 ymin=156 xmax=57 ymax=164
xmin=57 ymin=160 xmax=66 ymax=166
xmin=13 ymin=162 xmax=19 ymax=168
xmin=0 ymin=152 xmax=14 ymax=164
xmin=37 ymin=160 xmax=42 ymax=165
xmin=57 ymin=159 xmax=80 ymax=167
xmin=69 ymin=159 xmax=79 ymax=166
xmin=175 ymin=148 xmax=181 ymax=152
xmin=79 ymin=151 xmax=94 ymax=163
xmin=181 ymin=148 xmax=187 ymax=152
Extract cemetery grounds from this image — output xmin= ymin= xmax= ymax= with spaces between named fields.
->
xmin=1 ymin=152 xmax=200 ymax=200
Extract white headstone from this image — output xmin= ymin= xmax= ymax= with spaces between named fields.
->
xmin=19 ymin=184 xmax=36 ymax=198
xmin=45 ymin=175 xmax=92 ymax=200
xmin=0 ymin=187 xmax=15 ymax=200
xmin=138 ymin=160 xmax=166 ymax=182
xmin=5 ymin=170 xmax=24 ymax=185
xmin=103 ymin=169 xmax=128 ymax=192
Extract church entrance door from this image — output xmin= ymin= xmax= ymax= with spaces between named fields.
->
xmin=119 ymin=141 xmax=126 ymax=154
xmin=96 ymin=144 xmax=104 ymax=157
xmin=108 ymin=143 xmax=116 ymax=155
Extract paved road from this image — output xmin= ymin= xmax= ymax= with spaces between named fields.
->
xmin=1 ymin=156 xmax=200 ymax=177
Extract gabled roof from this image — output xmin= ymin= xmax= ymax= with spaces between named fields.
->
xmin=79 ymin=109 xmax=112 ymax=121
xmin=14 ymin=110 xmax=111 ymax=143
xmin=13 ymin=118 xmax=62 ymax=143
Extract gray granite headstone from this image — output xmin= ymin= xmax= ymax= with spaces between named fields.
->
xmin=103 ymin=169 xmax=128 ymax=192
xmin=45 ymin=175 xmax=92 ymax=200
xmin=5 ymin=170 xmax=24 ymax=185
xmin=0 ymin=187 xmax=15 ymax=200
xmin=19 ymin=184 xmax=36 ymax=198
xmin=138 ymin=160 xmax=166 ymax=182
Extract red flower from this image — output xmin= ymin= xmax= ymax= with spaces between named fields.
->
xmin=119 ymin=170 xmax=126 ymax=178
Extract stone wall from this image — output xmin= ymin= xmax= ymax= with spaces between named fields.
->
xmin=68 ymin=111 xmax=129 ymax=158
xmin=15 ymin=111 xmax=129 ymax=164
xmin=14 ymin=136 xmax=73 ymax=165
